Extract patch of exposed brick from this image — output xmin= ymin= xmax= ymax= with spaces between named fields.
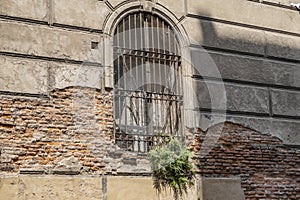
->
xmin=0 ymin=87 xmax=147 ymax=174
xmin=190 ymin=122 xmax=299 ymax=200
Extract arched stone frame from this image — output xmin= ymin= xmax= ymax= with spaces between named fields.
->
xmin=102 ymin=1 xmax=196 ymax=146
xmin=102 ymin=1 xmax=192 ymax=85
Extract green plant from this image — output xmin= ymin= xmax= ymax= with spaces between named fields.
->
xmin=148 ymin=137 xmax=195 ymax=200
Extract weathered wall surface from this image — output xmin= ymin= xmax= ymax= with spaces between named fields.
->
xmin=0 ymin=0 xmax=299 ymax=199
xmin=190 ymin=122 xmax=300 ymax=200
xmin=0 ymin=175 xmax=229 ymax=200
xmin=0 ymin=87 xmax=152 ymax=175
xmin=1 ymin=0 xmax=299 ymax=144
xmin=0 ymin=175 xmax=246 ymax=200
xmin=0 ymin=176 xmax=103 ymax=200
xmin=184 ymin=0 xmax=300 ymax=145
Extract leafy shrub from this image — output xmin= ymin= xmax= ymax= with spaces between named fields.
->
xmin=148 ymin=137 xmax=195 ymax=200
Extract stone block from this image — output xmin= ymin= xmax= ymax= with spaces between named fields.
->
xmin=194 ymin=80 xmax=270 ymax=114
xmin=266 ymin=32 xmax=300 ymax=62
xmin=201 ymin=177 xmax=245 ymax=200
xmin=21 ymin=176 xmax=102 ymax=200
xmin=0 ymin=56 xmax=48 ymax=94
xmin=104 ymin=66 xmax=114 ymax=88
xmin=267 ymin=61 xmax=300 ymax=88
xmin=53 ymin=0 xmax=111 ymax=30
xmin=107 ymin=176 xmax=158 ymax=200
xmin=0 ymin=21 xmax=102 ymax=62
xmin=107 ymin=0 xmax=128 ymax=8
xmin=182 ymin=18 xmax=265 ymax=55
xmin=50 ymin=62 xmax=104 ymax=90
xmin=191 ymin=49 xmax=300 ymax=88
xmin=157 ymin=0 xmax=186 ymax=19
xmin=187 ymin=0 xmax=300 ymax=34
xmin=0 ymin=0 xmax=48 ymax=21
xmin=107 ymin=176 xmax=197 ymax=200
xmin=271 ymin=89 xmax=300 ymax=117
xmin=0 ymin=177 xmax=19 ymax=200
xmin=0 ymin=176 xmax=103 ymax=200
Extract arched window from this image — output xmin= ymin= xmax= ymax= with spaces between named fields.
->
xmin=113 ymin=12 xmax=183 ymax=152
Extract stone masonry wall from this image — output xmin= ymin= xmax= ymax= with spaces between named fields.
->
xmin=0 ymin=0 xmax=300 ymax=199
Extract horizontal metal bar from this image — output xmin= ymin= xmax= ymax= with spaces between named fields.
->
xmin=114 ymin=47 xmax=181 ymax=59
xmin=115 ymin=95 xmax=183 ymax=102
xmin=115 ymin=89 xmax=182 ymax=96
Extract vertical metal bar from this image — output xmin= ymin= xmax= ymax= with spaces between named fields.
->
xmin=140 ymin=13 xmax=144 ymax=91
xmin=134 ymin=13 xmax=140 ymax=139
xmin=122 ymin=17 xmax=128 ymax=139
xmin=134 ymin=13 xmax=138 ymax=91
xmin=156 ymin=17 xmax=161 ymax=93
xmin=162 ymin=20 xmax=168 ymax=111
xmin=143 ymin=13 xmax=150 ymax=141
xmin=151 ymin=15 xmax=155 ymax=93
xmin=116 ymin=23 xmax=122 ymax=144
xmin=167 ymin=25 xmax=173 ymax=95
xmin=156 ymin=18 xmax=162 ymax=133
xmin=140 ymin=13 xmax=145 ymax=137
xmin=128 ymin=15 xmax=134 ymax=140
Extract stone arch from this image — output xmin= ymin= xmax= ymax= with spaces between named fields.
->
xmin=103 ymin=1 xmax=189 ymax=47
xmin=102 ymin=1 xmax=192 ymax=86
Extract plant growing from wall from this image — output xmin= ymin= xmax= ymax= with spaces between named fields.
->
xmin=148 ymin=136 xmax=195 ymax=200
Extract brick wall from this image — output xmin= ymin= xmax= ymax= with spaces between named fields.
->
xmin=0 ymin=87 xmax=152 ymax=175
xmin=190 ymin=122 xmax=300 ymax=199
xmin=0 ymin=87 xmax=114 ymax=173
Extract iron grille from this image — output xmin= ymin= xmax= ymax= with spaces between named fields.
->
xmin=113 ymin=12 xmax=183 ymax=152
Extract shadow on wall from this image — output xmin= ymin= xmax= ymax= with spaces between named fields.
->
xmin=190 ymin=10 xmax=300 ymax=145
xmin=189 ymin=9 xmax=300 ymax=200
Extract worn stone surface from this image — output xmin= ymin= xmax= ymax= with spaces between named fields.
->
xmin=0 ymin=56 xmax=48 ymax=94
xmin=107 ymin=176 xmax=197 ymax=200
xmin=182 ymin=18 xmax=265 ymax=55
xmin=201 ymin=178 xmax=245 ymax=200
xmin=53 ymin=0 xmax=111 ymax=30
xmin=0 ymin=176 xmax=103 ymax=200
xmin=0 ymin=177 xmax=19 ymax=199
xmin=0 ymin=21 xmax=102 ymax=62
xmin=187 ymin=0 xmax=300 ymax=34
xmin=266 ymin=32 xmax=300 ymax=62
xmin=271 ymin=89 xmax=300 ymax=117
xmin=195 ymin=80 xmax=270 ymax=114
xmin=49 ymin=63 xmax=104 ymax=90
xmin=157 ymin=0 xmax=186 ymax=19
xmin=195 ymin=113 xmax=300 ymax=145
xmin=108 ymin=0 xmax=130 ymax=8
xmin=0 ymin=0 xmax=48 ymax=21
xmin=0 ymin=56 xmax=105 ymax=95
xmin=107 ymin=177 xmax=158 ymax=200
xmin=191 ymin=49 xmax=300 ymax=88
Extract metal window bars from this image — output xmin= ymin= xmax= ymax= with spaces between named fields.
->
xmin=113 ymin=12 xmax=183 ymax=152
